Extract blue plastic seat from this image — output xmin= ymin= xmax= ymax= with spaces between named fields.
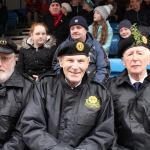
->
xmin=109 ymin=58 xmax=125 ymax=77
xmin=109 ymin=34 xmax=120 ymax=57
xmin=6 ymin=12 xmax=18 ymax=30
xmin=110 ymin=23 xmax=119 ymax=33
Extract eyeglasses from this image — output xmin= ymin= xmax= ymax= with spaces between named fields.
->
xmin=0 ymin=55 xmax=14 ymax=63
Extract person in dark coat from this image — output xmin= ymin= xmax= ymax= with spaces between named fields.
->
xmin=17 ymin=22 xmax=57 ymax=81
xmin=0 ymin=38 xmax=34 ymax=150
xmin=123 ymin=0 xmax=150 ymax=26
xmin=81 ymin=0 xmax=94 ymax=26
xmin=106 ymin=25 xmax=150 ymax=150
xmin=0 ymin=0 xmax=7 ymax=36
xmin=39 ymin=0 xmax=70 ymax=46
xmin=17 ymin=41 xmax=114 ymax=150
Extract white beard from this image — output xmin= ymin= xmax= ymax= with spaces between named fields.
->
xmin=0 ymin=63 xmax=15 ymax=84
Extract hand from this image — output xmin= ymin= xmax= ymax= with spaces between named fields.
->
xmin=33 ymin=75 xmax=38 ymax=81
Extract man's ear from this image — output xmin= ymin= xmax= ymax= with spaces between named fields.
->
xmin=121 ymin=57 xmax=125 ymax=66
xmin=58 ymin=56 xmax=63 ymax=67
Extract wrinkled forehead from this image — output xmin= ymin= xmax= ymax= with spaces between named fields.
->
xmin=123 ymin=46 xmax=149 ymax=55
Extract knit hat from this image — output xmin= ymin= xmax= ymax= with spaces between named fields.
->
xmin=117 ymin=24 xmax=149 ymax=58
xmin=0 ymin=38 xmax=17 ymax=54
xmin=57 ymin=41 xmax=90 ymax=56
xmin=84 ymin=0 xmax=94 ymax=8
xmin=118 ymin=19 xmax=132 ymax=31
xmin=69 ymin=16 xmax=88 ymax=30
xmin=94 ymin=4 xmax=113 ymax=20
xmin=48 ymin=0 xmax=61 ymax=6
xmin=61 ymin=3 xmax=72 ymax=13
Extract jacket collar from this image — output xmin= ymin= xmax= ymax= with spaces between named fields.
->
xmin=4 ymin=68 xmax=24 ymax=87
xmin=116 ymin=68 xmax=150 ymax=86
xmin=21 ymin=35 xmax=56 ymax=49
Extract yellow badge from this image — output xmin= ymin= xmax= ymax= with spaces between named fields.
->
xmin=84 ymin=96 xmax=101 ymax=109
xmin=76 ymin=42 xmax=84 ymax=51
xmin=142 ymin=36 xmax=147 ymax=44
xmin=0 ymin=40 xmax=7 ymax=46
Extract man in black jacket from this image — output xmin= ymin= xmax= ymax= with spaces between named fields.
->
xmin=0 ymin=38 xmax=34 ymax=150
xmin=124 ymin=0 xmax=150 ymax=26
xmin=39 ymin=0 xmax=70 ymax=46
xmin=18 ymin=41 xmax=114 ymax=150
xmin=106 ymin=25 xmax=150 ymax=150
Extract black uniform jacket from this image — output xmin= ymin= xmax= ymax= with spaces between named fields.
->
xmin=106 ymin=69 xmax=150 ymax=150
xmin=39 ymin=13 xmax=70 ymax=46
xmin=0 ymin=69 xmax=34 ymax=150
xmin=19 ymin=72 xmax=114 ymax=150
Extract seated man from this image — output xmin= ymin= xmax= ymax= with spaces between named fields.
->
xmin=0 ymin=38 xmax=34 ymax=150
xmin=106 ymin=25 xmax=150 ymax=149
xmin=53 ymin=16 xmax=110 ymax=83
xmin=124 ymin=0 xmax=150 ymax=26
xmin=18 ymin=41 xmax=114 ymax=150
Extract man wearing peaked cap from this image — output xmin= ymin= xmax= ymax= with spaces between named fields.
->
xmin=106 ymin=24 xmax=150 ymax=149
xmin=0 ymin=38 xmax=34 ymax=149
xmin=17 ymin=41 xmax=114 ymax=150
xmin=53 ymin=16 xmax=110 ymax=83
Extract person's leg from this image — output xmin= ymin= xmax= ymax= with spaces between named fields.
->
xmin=27 ymin=12 xmax=32 ymax=25
xmin=34 ymin=12 xmax=38 ymax=22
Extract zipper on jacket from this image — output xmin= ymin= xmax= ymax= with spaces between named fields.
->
xmin=36 ymin=48 xmax=38 ymax=52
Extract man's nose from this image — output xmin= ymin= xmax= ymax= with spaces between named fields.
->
xmin=132 ymin=53 xmax=138 ymax=60
xmin=72 ymin=62 xmax=79 ymax=69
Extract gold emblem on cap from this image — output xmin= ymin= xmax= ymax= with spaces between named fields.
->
xmin=142 ymin=36 xmax=147 ymax=44
xmin=76 ymin=42 xmax=84 ymax=51
xmin=84 ymin=96 xmax=101 ymax=109
xmin=0 ymin=40 xmax=7 ymax=45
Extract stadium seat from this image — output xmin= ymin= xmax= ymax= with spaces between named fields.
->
xmin=109 ymin=34 xmax=120 ymax=57
xmin=110 ymin=23 xmax=119 ymax=33
xmin=109 ymin=58 xmax=125 ymax=77
xmin=6 ymin=12 xmax=18 ymax=30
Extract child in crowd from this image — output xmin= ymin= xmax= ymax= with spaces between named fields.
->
xmin=17 ymin=23 xmax=57 ymax=81
xmin=88 ymin=4 xmax=113 ymax=56
xmin=118 ymin=19 xmax=132 ymax=39
xmin=61 ymin=2 xmax=72 ymax=18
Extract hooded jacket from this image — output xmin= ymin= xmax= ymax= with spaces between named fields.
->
xmin=106 ymin=69 xmax=150 ymax=150
xmin=17 ymin=35 xmax=57 ymax=79
xmin=18 ymin=71 xmax=114 ymax=150
xmin=54 ymin=32 xmax=110 ymax=83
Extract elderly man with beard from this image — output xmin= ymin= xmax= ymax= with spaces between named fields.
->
xmin=17 ymin=41 xmax=114 ymax=150
xmin=0 ymin=38 xmax=34 ymax=150
xmin=39 ymin=0 xmax=70 ymax=46
xmin=53 ymin=16 xmax=110 ymax=83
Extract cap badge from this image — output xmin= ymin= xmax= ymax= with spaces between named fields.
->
xmin=84 ymin=96 xmax=101 ymax=109
xmin=142 ymin=36 xmax=147 ymax=44
xmin=75 ymin=19 xmax=78 ymax=23
xmin=0 ymin=40 xmax=7 ymax=46
xmin=76 ymin=42 xmax=84 ymax=51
